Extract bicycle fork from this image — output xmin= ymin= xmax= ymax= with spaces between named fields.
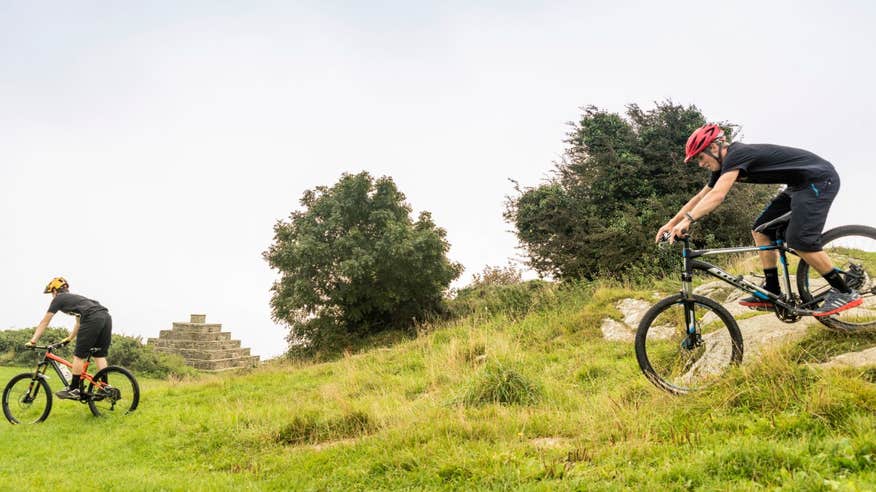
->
xmin=680 ymin=242 xmax=702 ymax=350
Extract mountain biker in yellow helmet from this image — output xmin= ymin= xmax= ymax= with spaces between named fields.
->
xmin=655 ymin=124 xmax=861 ymax=317
xmin=26 ymin=277 xmax=113 ymax=400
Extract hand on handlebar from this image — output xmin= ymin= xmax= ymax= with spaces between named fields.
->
xmin=669 ymin=220 xmax=693 ymax=244
xmin=60 ymin=337 xmax=72 ymax=346
xmin=24 ymin=341 xmax=36 ymax=349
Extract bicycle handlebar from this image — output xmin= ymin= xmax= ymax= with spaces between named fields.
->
xmin=24 ymin=339 xmax=71 ymax=351
xmin=658 ymin=231 xmax=689 ymax=246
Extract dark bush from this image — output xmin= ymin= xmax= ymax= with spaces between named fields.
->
xmin=0 ymin=327 xmax=72 ymax=366
xmin=0 ymin=328 xmax=196 ymax=379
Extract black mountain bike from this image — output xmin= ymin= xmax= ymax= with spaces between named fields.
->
xmin=3 ymin=340 xmax=140 ymax=424
xmin=636 ymin=212 xmax=876 ymax=395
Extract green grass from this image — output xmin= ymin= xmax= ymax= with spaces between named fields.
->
xmin=1 ymin=282 xmax=875 ymax=490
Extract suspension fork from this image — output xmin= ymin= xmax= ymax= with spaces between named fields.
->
xmin=681 ymin=239 xmax=697 ymax=336
xmin=23 ymin=362 xmax=50 ymax=400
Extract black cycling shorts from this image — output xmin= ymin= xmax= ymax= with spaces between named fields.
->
xmin=75 ymin=310 xmax=112 ymax=359
xmin=752 ymin=173 xmax=840 ymax=252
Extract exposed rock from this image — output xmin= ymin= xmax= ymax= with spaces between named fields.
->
xmin=600 ymin=299 xmax=675 ymax=343
xmin=693 ymin=280 xmax=738 ymax=302
xmin=816 ymin=347 xmax=876 ymax=369
xmin=646 ymin=324 xmax=677 ymax=341
xmin=600 ymin=318 xmax=634 ymax=342
xmin=616 ymin=298 xmax=652 ymax=327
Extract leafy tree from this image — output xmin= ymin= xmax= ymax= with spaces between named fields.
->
xmin=505 ymin=101 xmax=778 ymax=280
xmin=263 ymin=172 xmax=463 ymax=356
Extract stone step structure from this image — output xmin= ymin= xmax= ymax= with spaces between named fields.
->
xmin=147 ymin=314 xmax=260 ymax=372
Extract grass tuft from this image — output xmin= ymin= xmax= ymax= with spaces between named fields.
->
xmin=458 ymin=360 xmax=542 ymax=406
xmin=274 ymin=410 xmax=376 ymax=445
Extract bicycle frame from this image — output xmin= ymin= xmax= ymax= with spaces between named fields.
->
xmin=32 ymin=346 xmax=99 ymax=392
xmin=677 ymin=236 xmax=821 ymax=315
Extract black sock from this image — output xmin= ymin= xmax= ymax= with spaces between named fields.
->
xmin=70 ymin=375 xmax=81 ymax=391
xmin=823 ymin=268 xmax=851 ymax=294
xmin=763 ymin=267 xmax=780 ymax=293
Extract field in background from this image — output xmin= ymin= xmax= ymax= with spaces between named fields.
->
xmin=1 ymin=280 xmax=874 ymax=490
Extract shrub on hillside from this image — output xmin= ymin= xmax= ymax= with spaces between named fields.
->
xmin=0 ymin=328 xmax=196 ymax=379
xmin=448 ymin=279 xmax=556 ymax=319
xmin=470 ymin=263 xmax=524 ymax=287
xmin=264 ymin=171 xmax=462 ymax=358
xmin=0 ymin=327 xmax=72 ymax=365
xmin=108 ymin=335 xmax=198 ymax=379
xmin=504 ymin=101 xmax=778 ymax=281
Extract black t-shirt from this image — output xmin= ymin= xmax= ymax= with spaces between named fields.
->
xmin=706 ymin=142 xmax=836 ymax=188
xmin=47 ymin=292 xmax=107 ymax=317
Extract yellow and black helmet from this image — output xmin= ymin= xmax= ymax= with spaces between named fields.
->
xmin=44 ymin=277 xmax=69 ymax=294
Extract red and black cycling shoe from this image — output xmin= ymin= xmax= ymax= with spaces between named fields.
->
xmin=813 ymin=289 xmax=863 ymax=317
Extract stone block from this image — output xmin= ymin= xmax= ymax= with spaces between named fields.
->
xmin=148 ymin=314 xmax=260 ymax=372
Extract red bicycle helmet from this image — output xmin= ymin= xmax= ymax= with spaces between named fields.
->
xmin=684 ymin=124 xmax=725 ymax=163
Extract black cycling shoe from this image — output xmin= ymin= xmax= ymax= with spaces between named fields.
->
xmin=739 ymin=288 xmax=779 ymax=311
xmin=55 ymin=387 xmax=82 ymax=400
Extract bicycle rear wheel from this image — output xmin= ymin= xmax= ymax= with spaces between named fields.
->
xmin=796 ymin=225 xmax=876 ymax=331
xmin=3 ymin=374 xmax=53 ymax=424
xmin=87 ymin=366 xmax=140 ymax=418
xmin=635 ymin=293 xmax=743 ymax=395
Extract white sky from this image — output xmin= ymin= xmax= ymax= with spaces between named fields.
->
xmin=2 ymin=1 xmax=875 ymax=359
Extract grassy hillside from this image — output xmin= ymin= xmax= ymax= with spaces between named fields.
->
xmin=1 ymin=281 xmax=875 ymax=491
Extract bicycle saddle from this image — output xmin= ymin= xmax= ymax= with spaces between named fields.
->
xmin=753 ymin=211 xmax=792 ymax=233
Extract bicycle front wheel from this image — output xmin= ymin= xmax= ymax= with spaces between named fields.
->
xmin=87 ymin=366 xmax=140 ymax=418
xmin=3 ymin=374 xmax=53 ymax=424
xmin=796 ymin=225 xmax=876 ymax=331
xmin=636 ymin=293 xmax=743 ymax=395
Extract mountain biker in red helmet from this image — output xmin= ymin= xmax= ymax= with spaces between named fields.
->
xmin=655 ymin=123 xmax=862 ymax=316
xmin=26 ymin=277 xmax=113 ymax=400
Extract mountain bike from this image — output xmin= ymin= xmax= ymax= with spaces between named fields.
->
xmin=2 ymin=340 xmax=140 ymax=424
xmin=635 ymin=212 xmax=876 ymax=395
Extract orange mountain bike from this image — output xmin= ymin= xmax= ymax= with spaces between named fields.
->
xmin=2 ymin=340 xmax=140 ymax=424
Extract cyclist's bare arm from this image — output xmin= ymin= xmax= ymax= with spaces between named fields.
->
xmin=68 ymin=316 xmax=80 ymax=342
xmin=667 ymin=170 xmax=740 ymax=242
xmin=687 ymin=170 xmax=739 ymax=220
xmin=28 ymin=312 xmax=55 ymax=345
xmin=655 ymin=185 xmax=712 ymax=242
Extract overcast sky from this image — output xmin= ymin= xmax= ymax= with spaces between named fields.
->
xmin=2 ymin=1 xmax=874 ymax=359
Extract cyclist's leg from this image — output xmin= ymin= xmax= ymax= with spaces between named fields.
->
xmin=91 ymin=313 xmax=112 ymax=371
xmin=741 ymin=191 xmax=791 ymax=308
xmin=787 ymin=174 xmax=860 ymax=315
xmin=58 ymin=313 xmax=104 ymax=398
xmin=751 ymin=190 xmax=791 ymax=269
xmin=787 ymin=174 xmax=838 ymax=275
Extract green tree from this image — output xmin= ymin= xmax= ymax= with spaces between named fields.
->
xmin=263 ymin=172 xmax=463 ymax=356
xmin=505 ymin=101 xmax=778 ymax=280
